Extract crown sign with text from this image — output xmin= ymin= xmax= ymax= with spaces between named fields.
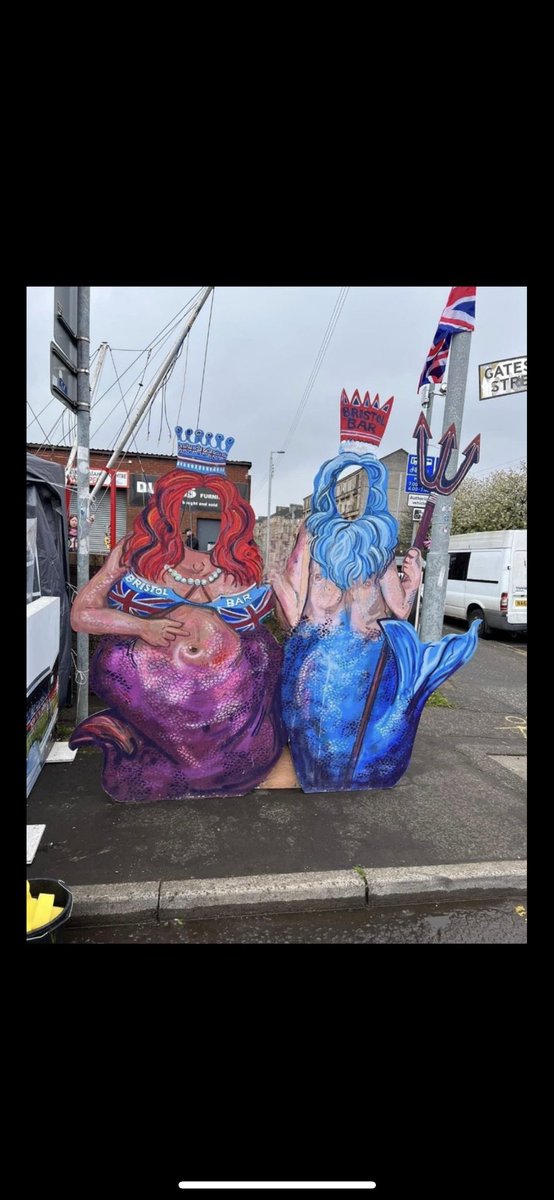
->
xmin=339 ymin=389 xmax=394 ymax=450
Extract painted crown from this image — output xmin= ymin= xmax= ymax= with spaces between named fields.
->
xmin=175 ymin=426 xmax=235 ymax=475
xmin=339 ymin=389 xmax=394 ymax=450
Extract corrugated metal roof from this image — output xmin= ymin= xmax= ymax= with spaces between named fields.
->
xmin=27 ymin=443 xmax=252 ymax=467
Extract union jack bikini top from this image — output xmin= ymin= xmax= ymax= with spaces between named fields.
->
xmin=107 ymin=571 xmax=274 ymax=634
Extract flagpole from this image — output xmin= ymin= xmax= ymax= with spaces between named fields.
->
xmin=418 ymin=330 xmax=473 ymax=643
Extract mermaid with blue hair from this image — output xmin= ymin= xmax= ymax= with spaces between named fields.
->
xmin=271 ymin=441 xmax=479 ymax=792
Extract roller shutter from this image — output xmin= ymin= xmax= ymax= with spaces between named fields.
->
xmin=69 ymin=486 xmax=127 ymax=555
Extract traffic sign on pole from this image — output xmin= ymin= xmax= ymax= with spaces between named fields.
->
xmin=50 ymin=341 xmax=78 ymax=411
xmin=406 ymin=477 xmax=434 ymax=494
xmin=54 ymin=286 xmax=78 ymax=369
xmin=406 ymin=453 xmax=438 ymax=479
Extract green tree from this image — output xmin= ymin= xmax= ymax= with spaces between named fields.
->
xmin=450 ymin=462 xmax=526 ymax=534
xmin=396 ymin=507 xmax=415 ymax=554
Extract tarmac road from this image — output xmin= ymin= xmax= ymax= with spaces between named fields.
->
xmin=441 ymin=620 xmax=526 ymax=717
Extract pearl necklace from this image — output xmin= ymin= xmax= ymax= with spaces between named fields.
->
xmin=164 ymin=563 xmax=223 ymax=588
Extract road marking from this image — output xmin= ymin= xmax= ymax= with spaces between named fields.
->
xmin=494 ymin=715 xmax=527 ymax=741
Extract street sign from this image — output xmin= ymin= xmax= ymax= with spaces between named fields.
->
xmin=406 ymin=477 xmax=433 ymax=494
xmin=407 ymin=493 xmax=429 ymax=507
xmin=54 ymin=286 xmax=78 ymax=369
xmin=50 ymin=341 xmax=78 ymax=411
xmin=412 ymin=508 xmax=424 ymax=521
xmin=478 ymin=356 xmax=527 ymax=400
xmin=406 ymin=453 xmax=438 ymax=477
xmin=405 ymin=453 xmax=438 ymax=493
xmin=67 ymin=468 xmax=128 ymax=488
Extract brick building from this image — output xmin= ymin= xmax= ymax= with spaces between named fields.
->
xmin=253 ymin=448 xmax=420 ymax=577
xmin=302 ymin=449 xmax=416 ymax=554
xmin=27 ymin=444 xmax=253 ymax=559
xmin=254 ymin=504 xmax=304 ymax=576
xmin=381 ymin=449 xmax=416 ymax=552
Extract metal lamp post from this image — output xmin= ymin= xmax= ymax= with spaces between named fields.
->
xmin=266 ymin=450 xmax=285 ymax=575
xmin=421 ymin=381 xmax=447 ymax=434
xmin=419 ymin=335 xmax=473 ymax=643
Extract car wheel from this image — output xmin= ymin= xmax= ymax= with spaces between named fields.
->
xmin=468 ymin=607 xmax=489 ymax=638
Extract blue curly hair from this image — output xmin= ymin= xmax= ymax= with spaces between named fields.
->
xmin=306 ymin=450 xmax=398 ymax=590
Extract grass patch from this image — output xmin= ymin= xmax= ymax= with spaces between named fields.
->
xmin=55 ymin=722 xmax=75 ymax=739
xmin=264 ymin=611 xmax=287 ymax=645
xmin=426 ymin=689 xmax=454 ymax=708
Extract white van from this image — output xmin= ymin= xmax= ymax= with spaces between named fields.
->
xmin=444 ymin=529 xmax=527 ymax=637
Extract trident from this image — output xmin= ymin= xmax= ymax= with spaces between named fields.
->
xmin=412 ymin=411 xmax=481 ymax=495
xmin=408 ymin=411 xmax=481 ymax=554
xmin=344 ymin=409 xmax=481 ymax=788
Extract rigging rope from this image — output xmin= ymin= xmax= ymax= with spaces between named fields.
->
xmin=195 ymin=288 xmax=215 ymax=429
xmin=252 ymin=286 xmax=350 ymax=499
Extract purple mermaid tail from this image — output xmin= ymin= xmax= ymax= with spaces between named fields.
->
xmin=69 ymin=625 xmax=285 ymax=803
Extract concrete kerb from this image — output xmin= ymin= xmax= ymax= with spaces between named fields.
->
xmin=70 ymin=882 xmax=160 ymax=926
xmin=68 ymin=861 xmax=527 ymax=926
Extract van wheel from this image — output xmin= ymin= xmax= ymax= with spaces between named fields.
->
xmin=468 ymin=607 xmax=489 ymax=638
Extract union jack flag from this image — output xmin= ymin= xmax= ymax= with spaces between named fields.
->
xmin=108 ymin=579 xmax=174 ymax=618
xmin=219 ymin=590 xmax=275 ymax=632
xmin=418 ymin=286 xmax=476 ymax=392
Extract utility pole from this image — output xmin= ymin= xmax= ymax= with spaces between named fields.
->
xmin=418 ymin=332 xmax=472 ymax=643
xmin=395 ymin=469 xmax=404 ymax=526
xmin=415 ymin=379 xmax=445 ymax=554
xmin=420 ymin=381 xmax=447 ymax=449
xmin=75 ymin=287 xmax=91 ymax=724
xmin=421 ymin=382 xmax=433 ymax=430
xmin=265 ymin=450 xmax=285 ymax=574
xmin=89 ymin=287 xmax=213 ymax=504
xmin=67 ymin=341 xmax=108 ymax=474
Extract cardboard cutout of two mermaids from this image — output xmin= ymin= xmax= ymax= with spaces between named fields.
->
xmin=69 ymin=394 xmax=479 ymax=802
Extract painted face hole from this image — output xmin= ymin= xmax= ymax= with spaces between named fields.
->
xmin=333 ymin=464 xmax=369 ymax=521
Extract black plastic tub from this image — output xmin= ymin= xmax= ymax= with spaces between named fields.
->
xmin=27 ymin=878 xmax=73 ymax=944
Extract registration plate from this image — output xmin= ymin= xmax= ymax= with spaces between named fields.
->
xmin=514 ymin=599 xmax=527 ymax=607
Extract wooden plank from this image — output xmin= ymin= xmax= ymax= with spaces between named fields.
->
xmin=257 ymin=746 xmax=300 ymax=790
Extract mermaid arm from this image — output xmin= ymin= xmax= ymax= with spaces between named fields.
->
xmin=269 ymin=521 xmax=311 ymax=629
xmin=70 ymin=542 xmax=183 ymax=644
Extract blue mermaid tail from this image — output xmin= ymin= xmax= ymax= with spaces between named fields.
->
xmin=282 ymin=618 xmax=480 ymax=792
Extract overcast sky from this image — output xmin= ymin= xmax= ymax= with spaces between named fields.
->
xmin=26 ymin=286 xmax=527 ymax=517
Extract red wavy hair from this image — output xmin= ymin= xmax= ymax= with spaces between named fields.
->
xmin=120 ymin=469 xmax=263 ymax=588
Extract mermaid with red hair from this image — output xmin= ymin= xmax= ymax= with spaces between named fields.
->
xmin=69 ymin=427 xmax=285 ymax=802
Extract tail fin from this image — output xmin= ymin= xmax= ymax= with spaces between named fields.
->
xmin=380 ymin=618 xmax=480 ymax=707
xmin=69 ymin=711 xmax=141 ymax=756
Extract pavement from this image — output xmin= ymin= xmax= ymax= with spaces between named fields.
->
xmin=26 ymin=627 xmax=527 ymax=929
